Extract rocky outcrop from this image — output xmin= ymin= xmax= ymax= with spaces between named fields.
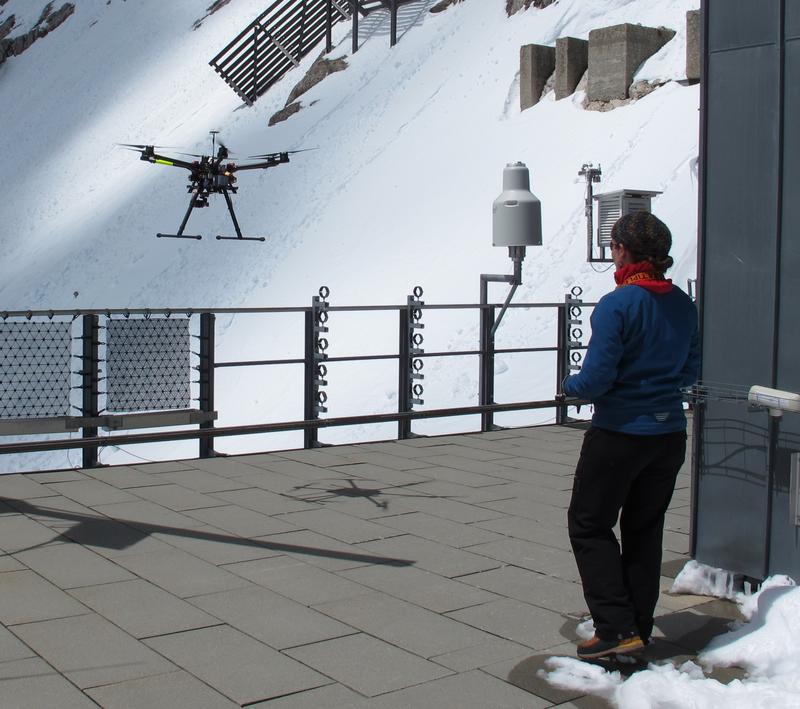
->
xmin=268 ymin=101 xmax=302 ymax=127
xmin=0 ymin=2 xmax=74 ymax=65
xmin=269 ymin=52 xmax=348 ymax=126
xmin=506 ymin=0 xmax=556 ymax=17
xmin=0 ymin=15 xmax=15 ymax=41
xmin=193 ymin=0 xmax=233 ymax=31
xmin=430 ymin=0 xmax=464 ymax=13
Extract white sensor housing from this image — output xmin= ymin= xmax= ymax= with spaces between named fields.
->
xmin=748 ymin=385 xmax=800 ymax=417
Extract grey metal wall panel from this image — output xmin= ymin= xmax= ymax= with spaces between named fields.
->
xmin=707 ymin=0 xmax=779 ymax=52
xmin=787 ymin=1 xmax=800 ymax=39
xmin=696 ymin=26 xmax=782 ymax=577
xmin=702 ymin=45 xmax=779 ymax=385
xmin=768 ymin=35 xmax=800 ymax=578
xmin=695 ymin=405 xmax=770 ymax=575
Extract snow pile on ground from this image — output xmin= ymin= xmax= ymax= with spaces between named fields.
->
xmin=541 ymin=570 xmax=800 ymax=708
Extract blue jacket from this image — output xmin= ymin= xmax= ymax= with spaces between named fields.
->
xmin=563 ymin=284 xmax=700 ymax=434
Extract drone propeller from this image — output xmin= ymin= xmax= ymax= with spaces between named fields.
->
xmin=117 ymin=143 xmax=183 ymax=151
xmin=247 ymin=147 xmax=317 ymax=159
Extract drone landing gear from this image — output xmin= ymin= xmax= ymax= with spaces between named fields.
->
xmin=157 ymin=193 xmax=203 ymax=240
xmin=215 ymin=189 xmax=266 ymax=242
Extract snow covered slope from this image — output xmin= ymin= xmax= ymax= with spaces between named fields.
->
xmin=0 ymin=0 xmax=700 ymax=463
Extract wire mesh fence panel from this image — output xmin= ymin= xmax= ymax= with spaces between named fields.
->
xmin=0 ymin=321 xmax=72 ymax=418
xmin=105 ymin=318 xmax=192 ymax=412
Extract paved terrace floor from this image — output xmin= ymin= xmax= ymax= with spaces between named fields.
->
xmin=0 ymin=423 xmax=742 ymax=708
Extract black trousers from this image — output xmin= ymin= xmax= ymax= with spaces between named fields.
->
xmin=567 ymin=427 xmax=686 ymax=641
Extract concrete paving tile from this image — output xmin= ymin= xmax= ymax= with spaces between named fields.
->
xmin=0 ymin=623 xmax=36 ymax=661
xmin=153 ymin=525 xmax=284 ymax=565
xmin=0 ymin=555 xmax=24 ymax=572
xmin=14 ymin=541 xmax=134 ymax=589
xmin=481 ymin=650 xmax=586 ymax=705
xmin=458 ymin=566 xmax=588 ymax=616
xmin=60 ymin=516 xmax=173 ymax=558
xmin=271 ymin=447 xmax=363 ymax=466
xmin=459 ymin=537 xmax=574 ymax=576
xmin=257 ymin=529 xmax=412 ymax=572
xmin=489 ymin=481 xmax=572 ymax=508
xmin=191 ymin=585 xmax=356 ymax=649
xmin=663 ymin=529 xmax=690 ymax=554
xmin=145 ymin=625 xmax=328 ymax=704
xmin=447 ymin=598 xmax=569 ymax=650
xmin=183 ymin=504 xmax=300 ymax=537
xmin=473 ymin=515 xmax=572 ymax=551
xmin=0 ymin=571 xmax=89 ymax=625
xmin=429 ymin=638 xmax=532 ymax=672
xmin=131 ymin=460 xmax=196 ymax=474
xmin=315 ymin=591 xmax=493 ymax=658
xmin=80 ymin=465 xmax=172 ymax=489
xmin=356 ymin=669 xmax=549 ymax=709
xmin=70 ymin=579 xmax=220 ymax=638
xmin=382 ymin=494 xmax=506 ymax=524
xmin=476 ymin=497 xmax=567 ymax=525
xmin=279 ymin=508 xmax=404 ymax=544
xmin=284 ymin=633 xmax=452 ymax=697
xmin=86 ymin=670 xmax=239 ymax=708
xmin=90 ymin=500 xmax=206 ymax=531
xmin=25 ymin=470 xmax=88 ymax=483
xmin=13 ymin=495 xmax=103 ymax=531
xmin=379 ymin=511 xmax=504 ymax=548
xmin=0 ymin=658 xmax=97 ymax=708
xmin=413 ymin=454 xmax=526 ymax=476
xmin=496 ymin=457 xmax=576 ymax=477
xmin=157 ymin=468 xmax=250 ymax=493
xmin=364 ymin=441 xmax=456 ymax=459
xmin=131 ymin=483 xmax=229 ymax=511
xmin=329 ymin=463 xmax=430 ymax=487
xmin=13 ymin=614 xmax=176 ymax=689
xmin=408 ymin=465 xmax=509 ymax=487
xmin=0 ymin=474 xmax=60 ymax=499
xmin=179 ymin=458 xmax=270 ymax=478
xmin=113 ymin=548 xmax=252 ymax=598
xmin=0 ymin=507 xmax=67 ymax=550
xmin=357 ymin=535 xmax=499 ymax=578
xmin=340 ymin=564 xmax=498 ymax=613
xmin=214 ymin=486 xmax=319 ymax=514
xmin=239 ymin=457 xmax=341 ymax=481
xmin=337 ymin=451 xmax=437 ymax=471
xmin=419 ymin=444 xmax=515 ymax=462
xmin=248 ymin=682 xmax=364 ymax=708
xmin=223 ymin=556 xmax=373 ymax=606
xmin=45 ymin=479 xmax=140 ymax=507
xmin=399 ymin=479 xmax=516 ymax=505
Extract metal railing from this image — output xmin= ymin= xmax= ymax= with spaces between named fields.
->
xmin=0 ymin=289 xmax=593 ymax=469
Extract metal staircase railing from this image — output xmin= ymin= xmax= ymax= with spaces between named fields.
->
xmin=210 ymin=0 xmax=414 ymax=105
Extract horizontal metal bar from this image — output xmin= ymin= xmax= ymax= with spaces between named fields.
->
xmin=214 ymin=346 xmax=561 ymax=370
xmin=0 ymin=399 xmax=586 ymax=455
xmin=0 ymin=302 xmax=597 ymax=319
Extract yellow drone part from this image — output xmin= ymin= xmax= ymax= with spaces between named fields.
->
xmin=155 ymin=159 xmax=174 ymax=166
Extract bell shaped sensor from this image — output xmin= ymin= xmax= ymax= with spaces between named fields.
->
xmin=492 ymin=162 xmax=543 ymax=247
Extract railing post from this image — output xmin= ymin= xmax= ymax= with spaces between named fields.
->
xmin=390 ymin=0 xmax=398 ymax=47
xmin=326 ymin=0 xmax=333 ymax=53
xmin=556 ymin=303 xmax=568 ymax=425
xmin=252 ymin=24 xmax=258 ymax=104
xmin=199 ymin=313 xmax=216 ymax=458
xmin=479 ymin=303 xmax=495 ymax=432
xmin=81 ymin=314 xmax=100 ymax=469
xmin=398 ymin=308 xmax=411 ymax=439
xmin=557 ymin=287 xmax=585 ymax=425
xmin=352 ymin=0 xmax=359 ymax=54
xmin=305 ymin=287 xmax=330 ymax=448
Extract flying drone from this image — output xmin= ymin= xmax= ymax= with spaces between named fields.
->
xmin=120 ymin=131 xmax=305 ymax=242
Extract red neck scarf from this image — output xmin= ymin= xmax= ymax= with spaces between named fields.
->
xmin=614 ymin=261 xmax=673 ymax=294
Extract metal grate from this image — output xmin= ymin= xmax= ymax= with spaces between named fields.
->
xmin=105 ymin=319 xmax=191 ymax=413
xmin=0 ymin=321 xmax=72 ymax=418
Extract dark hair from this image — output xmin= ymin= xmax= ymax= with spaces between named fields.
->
xmin=611 ymin=212 xmax=673 ymax=274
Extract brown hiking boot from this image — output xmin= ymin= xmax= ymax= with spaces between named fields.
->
xmin=577 ymin=634 xmax=644 ymax=659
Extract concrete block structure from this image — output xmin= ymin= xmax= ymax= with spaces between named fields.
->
xmin=520 ymin=44 xmax=555 ymax=110
xmin=587 ymin=23 xmax=676 ymax=101
xmin=555 ymin=36 xmax=589 ymax=99
xmin=685 ymin=9 xmax=701 ymax=81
